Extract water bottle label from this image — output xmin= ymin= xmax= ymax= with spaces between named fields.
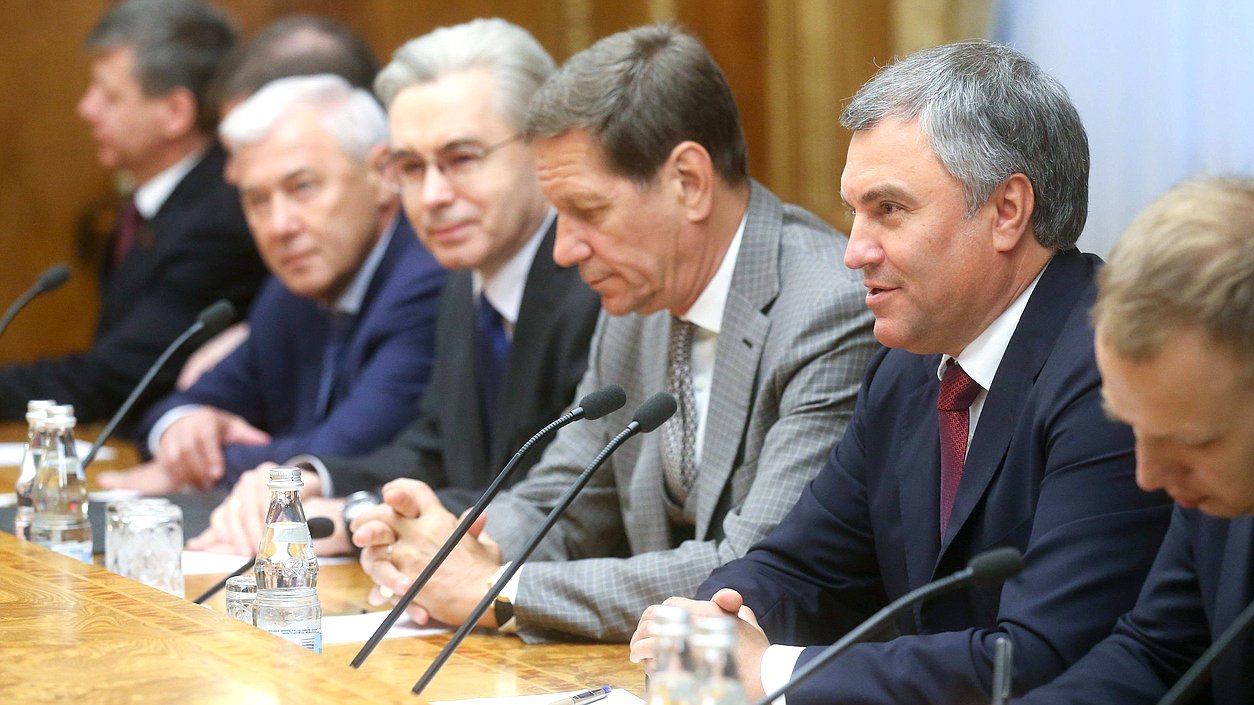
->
xmin=266 ymin=623 xmax=322 ymax=654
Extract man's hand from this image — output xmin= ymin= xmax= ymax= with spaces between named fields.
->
xmin=351 ymin=478 xmax=502 ymax=628
xmin=96 ymin=460 xmax=185 ymax=494
xmin=186 ymin=464 xmax=340 ymax=556
xmin=630 ymin=590 xmax=770 ymax=700
xmin=156 ymin=408 xmax=270 ymax=489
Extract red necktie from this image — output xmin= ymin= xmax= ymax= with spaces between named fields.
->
xmin=111 ymin=196 xmax=142 ymax=270
xmin=938 ymin=361 xmax=981 ymax=537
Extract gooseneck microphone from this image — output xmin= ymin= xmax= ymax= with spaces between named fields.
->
xmin=350 ymin=384 xmax=627 ymax=668
xmin=82 ymin=300 xmax=236 ymax=468
xmin=408 ymin=392 xmax=677 ymax=695
xmin=0 ymin=263 xmax=72 ymax=341
xmin=192 ymin=516 xmax=335 ymax=604
xmin=749 ymin=546 xmax=1026 ymax=705
xmin=1156 ymin=596 xmax=1254 ymax=705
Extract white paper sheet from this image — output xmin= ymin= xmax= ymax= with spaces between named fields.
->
xmin=0 ymin=441 xmax=114 ymax=467
xmin=321 ymin=609 xmax=448 ymax=645
xmin=433 ymin=687 xmax=644 ymax=705
xmin=181 ymin=551 xmax=356 ymax=576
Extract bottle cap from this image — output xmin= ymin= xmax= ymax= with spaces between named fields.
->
xmin=27 ymin=399 xmax=56 ymax=412
xmin=649 ymin=604 xmax=692 ymax=638
xmin=691 ymin=615 xmax=738 ymax=649
xmin=267 ymin=465 xmax=304 ymax=489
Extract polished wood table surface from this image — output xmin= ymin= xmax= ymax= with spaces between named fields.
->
xmin=0 ymin=425 xmax=643 ymax=704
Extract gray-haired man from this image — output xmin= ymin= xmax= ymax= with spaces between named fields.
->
xmin=352 ymin=23 xmax=876 ymax=643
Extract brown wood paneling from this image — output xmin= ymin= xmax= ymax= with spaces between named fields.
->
xmin=0 ymin=0 xmax=899 ymax=369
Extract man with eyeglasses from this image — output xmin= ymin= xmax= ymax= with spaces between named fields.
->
xmin=188 ymin=19 xmax=600 ymax=556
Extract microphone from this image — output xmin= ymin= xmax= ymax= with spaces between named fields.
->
xmin=1156 ymin=596 xmax=1254 ymax=705
xmin=749 ymin=546 xmax=1026 ymax=705
xmin=350 ymin=384 xmax=627 ymax=667
xmin=192 ymin=516 xmax=334 ymax=604
xmin=408 ymin=392 xmax=677 ymax=694
xmin=0 ymin=263 xmax=72 ymax=340
xmin=82 ymin=300 xmax=236 ymax=468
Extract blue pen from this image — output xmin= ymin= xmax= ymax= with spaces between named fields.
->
xmin=547 ymin=685 xmax=612 ymax=705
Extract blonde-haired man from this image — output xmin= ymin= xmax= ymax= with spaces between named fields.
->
xmin=1015 ymin=177 xmax=1254 ymax=704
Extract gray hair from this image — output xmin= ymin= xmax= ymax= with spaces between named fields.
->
xmin=85 ymin=0 xmax=236 ymax=133
xmin=841 ymin=40 xmax=1089 ymax=250
xmin=219 ymin=74 xmax=387 ymax=161
xmin=525 ymin=23 xmax=748 ymax=186
xmin=374 ymin=18 xmax=555 ymax=131
xmin=1095 ymin=177 xmax=1254 ymax=365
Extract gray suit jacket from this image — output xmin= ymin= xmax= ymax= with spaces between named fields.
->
xmin=484 ymin=182 xmax=878 ymax=642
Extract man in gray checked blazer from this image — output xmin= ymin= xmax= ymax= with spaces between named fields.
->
xmin=351 ymin=23 xmax=877 ymax=643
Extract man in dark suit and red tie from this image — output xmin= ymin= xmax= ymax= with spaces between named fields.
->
xmin=1011 ymin=177 xmax=1254 ymax=705
xmin=631 ymin=40 xmax=1174 ymax=705
xmin=0 ymin=0 xmax=266 ymax=423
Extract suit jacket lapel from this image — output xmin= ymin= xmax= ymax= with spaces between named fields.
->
xmin=444 ymin=273 xmax=490 ymax=476
xmin=495 ymin=222 xmax=560 ymax=464
xmin=694 ymin=182 xmax=779 ymax=539
xmin=897 ymin=360 xmax=945 ymax=585
xmin=940 ymin=249 xmax=1089 ymax=557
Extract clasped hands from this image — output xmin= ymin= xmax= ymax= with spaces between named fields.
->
xmin=351 ymin=478 xmax=504 ymax=628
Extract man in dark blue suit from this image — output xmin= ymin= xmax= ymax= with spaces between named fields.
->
xmin=0 ymin=0 xmax=266 ymax=423
xmin=631 ymin=41 xmax=1173 ymax=704
xmin=99 ymin=74 xmax=443 ymax=493
xmin=1012 ymin=178 xmax=1254 ymax=705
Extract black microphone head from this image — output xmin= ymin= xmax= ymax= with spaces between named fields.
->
xmin=579 ymin=385 xmax=627 ymax=420
xmin=196 ymin=300 xmax=236 ymax=335
xmin=308 ymin=517 xmax=335 ymax=540
xmin=632 ymin=392 xmax=677 ymax=433
xmin=37 ymin=263 xmax=71 ymax=292
xmin=967 ymin=547 xmax=1025 ymax=583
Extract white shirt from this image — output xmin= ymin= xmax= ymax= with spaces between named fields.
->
xmin=494 ymin=210 xmax=749 ymax=629
xmin=472 ymin=208 xmax=556 ymax=340
xmin=759 ymin=262 xmax=1049 ymax=703
xmin=133 ymin=149 xmax=205 ymax=219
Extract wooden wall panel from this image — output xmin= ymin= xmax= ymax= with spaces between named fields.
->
xmin=0 ymin=0 xmax=901 ymax=367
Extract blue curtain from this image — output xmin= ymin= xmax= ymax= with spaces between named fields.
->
xmin=993 ymin=0 xmax=1254 ymax=256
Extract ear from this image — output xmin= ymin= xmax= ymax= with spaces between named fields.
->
xmin=664 ymin=140 xmax=715 ymax=223
xmin=990 ymin=172 xmax=1035 ymax=253
xmin=159 ymin=87 xmax=199 ymax=139
xmin=365 ymin=143 xmax=400 ymax=204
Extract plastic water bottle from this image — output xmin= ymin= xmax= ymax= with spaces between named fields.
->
xmin=29 ymin=406 xmax=92 ymax=563
xmin=693 ymin=616 xmax=747 ymax=705
xmin=647 ymin=605 xmax=697 ymax=705
xmin=13 ymin=399 xmax=56 ymax=540
xmin=254 ymin=466 xmax=321 ymax=652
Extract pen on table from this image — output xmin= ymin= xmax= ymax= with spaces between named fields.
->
xmin=547 ymin=685 xmax=612 ymax=705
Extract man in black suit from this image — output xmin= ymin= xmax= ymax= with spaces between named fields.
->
xmin=0 ymin=0 xmax=265 ymax=422
xmin=189 ymin=19 xmax=599 ymax=556
xmin=1012 ymin=178 xmax=1254 ymax=705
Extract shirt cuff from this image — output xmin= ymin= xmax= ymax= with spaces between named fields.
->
xmin=284 ymin=454 xmax=334 ymax=496
xmin=489 ymin=562 xmax=521 ymax=633
xmin=761 ymin=644 xmax=805 ymax=705
xmin=147 ymin=404 xmax=204 ymax=455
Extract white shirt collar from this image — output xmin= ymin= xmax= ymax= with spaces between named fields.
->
xmin=681 ymin=212 xmax=747 ymax=335
xmin=333 ymin=216 xmax=396 ymax=316
xmin=132 ymin=148 xmax=205 ymax=219
xmin=937 ymin=261 xmax=1049 ymax=389
xmin=472 ymin=208 xmax=555 ymax=327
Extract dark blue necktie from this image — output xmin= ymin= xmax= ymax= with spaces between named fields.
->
xmin=474 ymin=294 xmax=510 ymax=447
xmin=314 ymin=311 xmax=354 ymax=419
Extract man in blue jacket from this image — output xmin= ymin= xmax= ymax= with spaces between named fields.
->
xmin=1012 ymin=178 xmax=1254 ymax=705
xmin=632 ymin=41 xmax=1172 ymax=705
xmin=100 ymin=74 xmax=444 ymax=491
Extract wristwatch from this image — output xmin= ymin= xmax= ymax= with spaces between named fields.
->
xmin=342 ymin=490 xmax=381 ymax=543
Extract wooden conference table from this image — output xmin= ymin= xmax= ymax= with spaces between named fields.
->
xmin=0 ymin=425 xmax=642 ymax=704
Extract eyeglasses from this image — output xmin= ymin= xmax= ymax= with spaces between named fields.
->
xmin=390 ymin=134 xmax=522 ymax=191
